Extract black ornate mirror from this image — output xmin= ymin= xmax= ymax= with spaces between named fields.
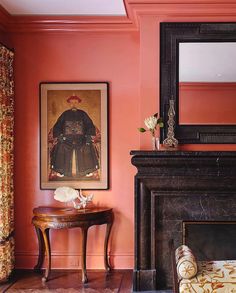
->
xmin=160 ymin=22 xmax=236 ymax=144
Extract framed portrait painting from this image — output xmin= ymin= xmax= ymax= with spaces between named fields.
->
xmin=40 ymin=82 xmax=108 ymax=189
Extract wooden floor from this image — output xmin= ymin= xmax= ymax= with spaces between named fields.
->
xmin=0 ymin=270 xmax=172 ymax=293
xmin=0 ymin=270 xmax=133 ymax=293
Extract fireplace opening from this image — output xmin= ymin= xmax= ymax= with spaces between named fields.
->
xmin=155 ymin=193 xmax=236 ymax=289
xmin=183 ymin=221 xmax=236 ymax=261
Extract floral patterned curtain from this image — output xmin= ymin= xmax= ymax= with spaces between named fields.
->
xmin=0 ymin=44 xmax=14 ymax=282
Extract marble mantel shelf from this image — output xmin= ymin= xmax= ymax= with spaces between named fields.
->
xmin=131 ymin=150 xmax=236 ymax=177
xmin=131 ymin=150 xmax=236 ymax=157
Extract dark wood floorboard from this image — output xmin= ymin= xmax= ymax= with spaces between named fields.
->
xmin=0 ymin=272 xmax=18 ymax=292
xmin=0 ymin=270 xmax=132 ymax=292
xmin=118 ymin=269 xmax=133 ymax=292
xmin=0 ymin=270 xmax=173 ymax=292
xmin=0 ymin=281 xmax=15 ymax=293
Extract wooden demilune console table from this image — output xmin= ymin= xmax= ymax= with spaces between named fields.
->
xmin=32 ymin=207 xmax=114 ymax=283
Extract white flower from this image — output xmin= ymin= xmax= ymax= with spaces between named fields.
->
xmin=144 ymin=115 xmax=158 ymax=130
xmin=54 ymin=187 xmax=79 ymax=203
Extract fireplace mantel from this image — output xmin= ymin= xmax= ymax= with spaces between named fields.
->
xmin=131 ymin=150 xmax=236 ymax=291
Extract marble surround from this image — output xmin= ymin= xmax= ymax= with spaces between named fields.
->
xmin=131 ymin=151 xmax=236 ymax=291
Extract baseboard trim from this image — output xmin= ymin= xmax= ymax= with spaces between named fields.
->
xmin=15 ymin=252 xmax=134 ymax=270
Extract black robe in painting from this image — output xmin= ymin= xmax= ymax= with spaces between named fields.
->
xmin=50 ymin=109 xmax=99 ymax=177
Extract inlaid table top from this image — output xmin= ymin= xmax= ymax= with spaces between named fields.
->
xmin=33 ymin=206 xmax=112 ymax=220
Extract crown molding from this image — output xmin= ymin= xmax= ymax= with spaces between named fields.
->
xmin=130 ymin=3 xmax=236 ymax=19
xmin=128 ymin=0 xmax=236 ymax=3
xmin=0 ymin=0 xmax=138 ymax=33
xmin=7 ymin=15 xmax=137 ymax=32
xmin=2 ymin=1 xmax=236 ymax=33
xmin=0 ymin=0 xmax=137 ymax=33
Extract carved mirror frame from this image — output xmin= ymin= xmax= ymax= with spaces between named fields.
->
xmin=160 ymin=22 xmax=236 ymax=144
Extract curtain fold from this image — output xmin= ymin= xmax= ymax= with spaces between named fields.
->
xmin=0 ymin=44 xmax=14 ymax=282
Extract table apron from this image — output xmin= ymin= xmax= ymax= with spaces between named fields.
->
xmin=32 ymin=218 xmax=112 ymax=230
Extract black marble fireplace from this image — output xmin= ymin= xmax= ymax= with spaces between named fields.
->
xmin=131 ymin=151 xmax=236 ymax=291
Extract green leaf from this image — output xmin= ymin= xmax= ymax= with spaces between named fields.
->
xmin=138 ymin=127 xmax=146 ymax=133
xmin=158 ymin=122 xmax=164 ymax=128
xmin=157 ymin=117 xmax=163 ymax=124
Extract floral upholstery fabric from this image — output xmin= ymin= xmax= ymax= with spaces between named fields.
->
xmin=0 ymin=45 xmax=14 ymax=282
xmin=0 ymin=237 xmax=14 ymax=281
xmin=177 ymin=256 xmax=198 ymax=280
xmin=176 ymin=245 xmax=194 ymax=263
xmin=179 ymin=260 xmax=236 ymax=293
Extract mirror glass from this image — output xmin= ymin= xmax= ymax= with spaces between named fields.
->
xmin=179 ymin=42 xmax=236 ymax=125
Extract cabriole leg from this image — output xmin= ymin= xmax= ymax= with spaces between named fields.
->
xmin=41 ymin=228 xmax=51 ymax=282
xmin=81 ymin=227 xmax=89 ymax=283
xmin=104 ymin=218 xmax=113 ymax=272
xmin=34 ymin=226 xmax=45 ymax=272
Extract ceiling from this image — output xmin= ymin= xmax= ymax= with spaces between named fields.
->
xmin=0 ymin=0 xmax=126 ymax=16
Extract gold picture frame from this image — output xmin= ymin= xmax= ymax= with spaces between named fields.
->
xmin=40 ymin=82 xmax=108 ymax=189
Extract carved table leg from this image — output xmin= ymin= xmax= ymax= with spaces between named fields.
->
xmin=81 ymin=227 xmax=89 ymax=283
xmin=104 ymin=218 xmax=113 ymax=272
xmin=41 ymin=228 xmax=51 ymax=282
xmin=34 ymin=227 xmax=45 ymax=272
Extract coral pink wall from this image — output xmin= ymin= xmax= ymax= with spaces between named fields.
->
xmin=12 ymin=31 xmax=139 ymax=269
xmin=179 ymin=82 xmax=236 ymax=125
xmin=0 ymin=31 xmax=12 ymax=49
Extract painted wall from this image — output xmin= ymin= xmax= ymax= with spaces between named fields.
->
xmin=12 ymin=31 xmax=140 ymax=269
xmin=179 ymin=82 xmax=236 ymax=125
xmin=0 ymin=31 xmax=12 ymax=49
